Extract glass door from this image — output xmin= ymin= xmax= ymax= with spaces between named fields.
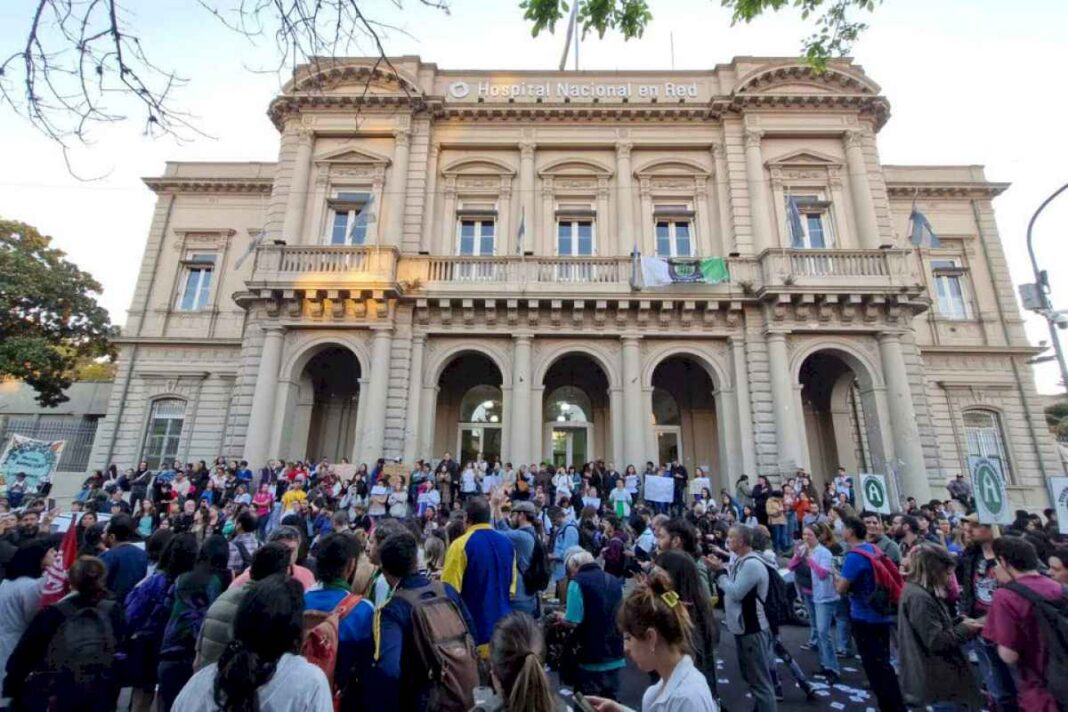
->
xmin=655 ymin=427 xmax=682 ymax=468
xmin=459 ymin=426 xmax=502 ymax=465
xmin=549 ymin=426 xmax=589 ymax=468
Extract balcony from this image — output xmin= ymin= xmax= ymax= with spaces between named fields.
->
xmin=245 ymin=244 xmax=919 ymax=299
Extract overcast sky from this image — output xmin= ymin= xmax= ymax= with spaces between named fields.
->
xmin=2 ymin=0 xmax=1066 ymax=392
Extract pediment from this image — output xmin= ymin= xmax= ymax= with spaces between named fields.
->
xmin=538 ymin=157 xmax=613 ymax=178
xmin=765 ymin=149 xmax=842 ymax=167
xmin=315 ymin=147 xmax=391 ymax=166
xmin=442 ymin=157 xmax=516 ymax=177
xmin=735 ymin=64 xmax=880 ymax=96
xmin=633 ymin=158 xmax=710 ymax=178
xmin=288 ymin=63 xmax=423 ymax=97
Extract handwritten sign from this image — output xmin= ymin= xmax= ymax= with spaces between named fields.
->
xmin=643 ymin=475 xmax=674 ymax=503
xmin=381 ymin=463 xmax=409 ymax=487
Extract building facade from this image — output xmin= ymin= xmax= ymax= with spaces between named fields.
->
xmin=88 ymin=56 xmax=1063 ymax=507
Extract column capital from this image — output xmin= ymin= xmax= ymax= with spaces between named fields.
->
xmin=512 ymin=332 xmax=534 ymax=343
xmin=369 ymin=326 xmax=394 ymax=338
xmin=744 ymin=129 xmax=764 ymax=148
xmin=412 ymin=332 xmax=427 ymax=344
xmin=263 ymin=325 xmax=286 ymax=336
xmin=763 ymin=328 xmax=789 ymax=341
xmin=727 ymin=335 xmax=746 ymax=348
xmin=393 ymin=129 xmax=411 ymax=148
xmin=710 ymin=141 xmax=725 ymax=159
xmin=295 ymin=128 xmax=315 ymax=146
xmin=428 ymin=141 xmax=441 ymax=158
xmin=877 ymin=329 xmax=907 ymax=343
xmin=843 ymin=129 xmax=866 ymax=150
xmin=615 ymin=141 xmax=633 ymax=160
xmin=519 ymin=141 xmax=536 ymax=159
xmin=620 ymin=332 xmax=643 ymax=343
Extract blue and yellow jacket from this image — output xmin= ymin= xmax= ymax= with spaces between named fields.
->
xmin=441 ymin=523 xmax=517 ymax=647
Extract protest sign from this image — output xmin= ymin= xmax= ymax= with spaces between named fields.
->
xmin=0 ymin=435 xmax=65 ymax=491
xmin=859 ymin=473 xmax=891 ymax=515
xmin=643 ymin=475 xmax=674 ymax=503
xmin=969 ymin=457 xmax=1013 ymax=525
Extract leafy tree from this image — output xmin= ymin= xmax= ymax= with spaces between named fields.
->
xmin=0 ymin=218 xmax=117 ymax=407
xmin=1045 ymin=401 xmax=1068 ymax=441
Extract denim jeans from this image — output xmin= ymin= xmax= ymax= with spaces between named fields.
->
xmin=813 ymin=600 xmax=839 ymax=674
xmin=802 ymin=592 xmax=817 ymax=645
xmin=969 ymin=637 xmax=1018 ymax=712
xmin=785 ymin=511 xmax=798 ymax=539
xmin=835 ymin=597 xmax=855 ymax=655
xmin=771 ymin=524 xmax=790 ymax=552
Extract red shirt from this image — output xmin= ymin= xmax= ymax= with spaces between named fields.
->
xmin=982 ymin=574 xmax=1064 ymax=712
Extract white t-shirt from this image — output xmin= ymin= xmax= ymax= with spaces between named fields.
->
xmin=609 ymin=487 xmax=632 ymax=517
xmin=461 ymin=468 xmax=479 ymax=493
xmin=173 ymin=653 xmax=332 ymax=712
xmin=387 ymin=490 xmax=408 ymax=518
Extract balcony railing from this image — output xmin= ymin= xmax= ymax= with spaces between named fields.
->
xmin=761 ymin=248 xmax=913 ymax=289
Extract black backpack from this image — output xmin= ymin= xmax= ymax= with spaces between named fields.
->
xmin=1004 ymin=581 xmax=1068 ymax=702
xmin=32 ymin=599 xmax=118 ymax=707
xmin=521 ymin=530 xmax=551 ymax=594
xmin=757 ymin=560 xmax=791 ymax=632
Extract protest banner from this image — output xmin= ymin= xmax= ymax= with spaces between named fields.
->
xmin=1048 ymin=476 xmax=1068 ymax=535
xmin=969 ymin=456 xmax=1013 ymax=525
xmin=859 ymin=473 xmax=892 ymax=515
xmin=0 ymin=435 xmax=65 ymax=491
xmin=331 ymin=464 xmax=359 ymax=481
xmin=381 ymin=463 xmax=409 ymax=487
xmin=690 ymin=477 xmax=712 ymax=497
xmin=643 ymin=475 xmax=674 ymax=503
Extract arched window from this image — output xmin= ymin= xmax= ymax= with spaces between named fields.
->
xmin=652 ymin=388 xmax=681 ymax=425
xmin=459 ymin=385 xmax=503 ymax=424
xmin=545 ymin=386 xmax=592 ymax=423
xmin=963 ymin=409 xmax=1011 ymax=480
xmin=142 ymin=399 xmax=186 ymax=470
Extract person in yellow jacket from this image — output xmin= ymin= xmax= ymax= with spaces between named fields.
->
xmin=281 ymin=480 xmax=307 ymax=515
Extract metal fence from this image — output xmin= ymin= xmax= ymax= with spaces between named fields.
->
xmin=1 ymin=416 xmax=100 ymax=473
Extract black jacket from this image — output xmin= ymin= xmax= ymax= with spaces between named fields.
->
xmin=956 ymin=544 xmax=991 ymax=618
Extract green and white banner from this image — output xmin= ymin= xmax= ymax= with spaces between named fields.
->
xmin=969 ymin=457 xmax=1013 ymax=525
xmin=859 ymin=473 xmax=892 ymax=514
xmin=639 ymin=256 xmax=729 ymax=288
xmin=0 ymin=434 xmax=65 ymax=491
xmin=1048 ymin=476 xmax=1068 ymax=535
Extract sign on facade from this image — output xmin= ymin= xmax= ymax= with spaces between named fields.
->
xmin=643 ymin=475 xmax=674 ymax=503
xmin=0 ymin=435 xmax=65 ymax=491
xmin=1048 ymin=476 xmax=1068 ymax=535
xmin=859 ymin=473 xmax=892 ymax=514
xmin=969 ymin=457 xmax=1013 ymax=525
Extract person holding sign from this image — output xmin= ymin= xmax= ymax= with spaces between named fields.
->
xmin=608 ymin=478 xmax=632 ymax=519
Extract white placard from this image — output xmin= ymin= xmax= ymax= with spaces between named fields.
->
xmin=690 ymin=477 xmax=712 ymax=496
xmin=859 ymin=473 xmax=891 ymax=515
xmin=643 ymin=475 xmax=674 ymax=503
xmin=969 ymin=457 xmax=1013 ymax=525
xmin=1048 ymin=476 xmax=1068 ymax=535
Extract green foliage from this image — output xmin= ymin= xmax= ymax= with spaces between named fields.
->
xmin=520 ymin=0 xmax=881 ymax=67
xmin=0 ymin=218 xmax=117 ymax=407
xmin=1045 ymin=401 xmax=1068 ymax=441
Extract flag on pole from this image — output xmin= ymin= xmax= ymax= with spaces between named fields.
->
xmin=516 ymin=206 xmax=526 ymax=255
xmin=234 ymin=229 xmax=267 ymax=269
xmin=629 ymin=246 xmax=641 ymax=291
xmin=786 ymin=195 xmax=805 ymax=248
xmin=40 ymin=514 xmax=80 ymax=606
xmin=909 ymin=204 xmax=940 ymax=248
xmin=640 ymin=256 xmax=730 ymax=288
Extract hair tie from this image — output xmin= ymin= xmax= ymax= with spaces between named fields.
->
xmin=660 ymin=590 xmax=680 ymax=608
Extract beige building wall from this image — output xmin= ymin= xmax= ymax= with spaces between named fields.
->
xmin=87 ymin=56 xmax=1063 ymax=509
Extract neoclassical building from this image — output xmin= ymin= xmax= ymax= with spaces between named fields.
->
xmin=88 ymin=56 xmax=1063 ymax=507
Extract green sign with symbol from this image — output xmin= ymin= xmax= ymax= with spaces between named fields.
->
xmin=860 ymin=473 xmax=891 ymax=514
xmin=969 ymin=457 xmax=1012 ymax=525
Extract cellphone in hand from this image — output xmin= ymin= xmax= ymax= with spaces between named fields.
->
xmin=572 ymin=691 xmax=597 ymax=712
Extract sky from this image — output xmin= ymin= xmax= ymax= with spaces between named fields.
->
xmin=1 ymin=0 xmax=1067 ymax=392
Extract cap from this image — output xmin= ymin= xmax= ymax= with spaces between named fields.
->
xmin=511 ymin=500 xmax=536 ymax=515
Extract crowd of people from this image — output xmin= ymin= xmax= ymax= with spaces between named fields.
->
xmin=0 ymin=452 xmax=1063 ymax=712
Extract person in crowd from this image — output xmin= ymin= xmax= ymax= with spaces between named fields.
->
xmin=601 ymin=514 xmax=628 ymax=578
xmin=303 ymin=532 xmax=375 ymax=704
xmin=835 ymin=515 xmax=904 ymax=711
xmin=766 ymin=489 xmax=788 ymax=553
xmin=477 ymin=611 xmax=560 ymax=712
xmin=585 ymin=568 xmax=717 ymax=712
xmin=5 ymin=556 xmax=125 ymax=711
xmin=362 ymin=518 xmax=407 ymax=606
xmin=862 ymin=511 xmax=901 ymax=565
xmin=157 ymin=536 xmax=229 ymax=711
xmin=368 ymin=530 xmax=476 ymax=710
xmin=898 ymin=544 xmax=984 ymax=711
xmin=656 ymin=549 xmax=720 ymax=700
xmin=793 ymin=524 xmax=840 ymax=683
xmin=226 ymin=511 xmax=259 ymax=575
xmin=549 ymin=505 xmax=581 ymax=596
xmin=228 ymin=524 xmax=315 ymax=591
xmin=1049 ymin=545 xmax=1068 ymax=584
xmin=100 ymin=513 xmax=149 ymax=604
xmin=194 ymin=542 xmax=291 ymax=670
xmin=561 ymin=548 xmax=626 ymax=699
xmin=173 ymin=576 xmax=332 ymax=711
xmin=490 ymin=494 xmax=541 ymax=617
xmin=982 ymin=535 xmax=1064 ymax=711
xmin=946 ymin=473 xmax=973 ymax=508
xmin=442 ymin=496 xmax=517 ymax=651
xmin=705 ymin=524 xmax=776 ymax=712
xmin=656 ymin=517 xmax=712 ymax=600
xmin=0 ymin=538 xmax=54 ymax=703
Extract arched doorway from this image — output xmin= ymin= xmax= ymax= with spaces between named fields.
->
xmin=301 ymin=347 xmax=361 ymax=462
xmin=650 ymin=356 xmax=720 ymax=478
xmin=434 ymin=353 xmax=504 ymax=465
xmin=542 ymin=355 xmax=610 ymax=468
xmin=798 ymin=350 xmax=878 ymax=485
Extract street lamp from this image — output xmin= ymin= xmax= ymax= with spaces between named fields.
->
xmin=1021 ymin=182 xmax=1068 ymax=395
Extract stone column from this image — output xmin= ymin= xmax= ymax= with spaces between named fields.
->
xmin=744 ymin=130 xmax=775 ymax=253
xmin=530 ymin=386 xmax=544 ymax=464
xmin=511 ymin=335 xmax=533 ymax=464
xmin=403 ymin=334 xmax=427 ymax=463
xmin=281 ymin=129 xmax=313 ymax=243
xmin=243 ymin=326 xmax=285 ymax=465
xmin=615 ymin=142 xmax=634 ymax=255
xmin=610 ymin=387 xmax=625 ymax=470
xmin=729 ymin=336 xmax=758 ymax=475
xmin=712 ymin=143 xmax=735 ymax=254
xmin=878 ymin=331 xmax=931 ymax=501
xmin=360 ymin=328 xmax=393 ymax=461
xmin=844 ymin=130 xmax=882 ymax=250
xmin=419 ymin=143 xmax=440 ymax=253
xmin=621 ymin=335 xmax=645 ymax=469
xmin=519 ymin=141 xmax=536 ymax=254
xmin=766 ymin=330 xmax=806 ymax=474
xmin=383 ymin=129 xmax=411 ymax=247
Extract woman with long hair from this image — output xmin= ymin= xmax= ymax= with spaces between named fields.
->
xmin=75 ymin=510 xmax=98 ymax=551
xmin=897 ymin=544 xmax=983 ymax=711
xmin=0 ymin=538 xmax=54 ymax=702
xmin=654 ymin=550 xmax=720 ymax=701
xmin=478 ymin=611 xmax=560 ymax=712
xmin=172 ymin=576 xmax=331 ymax=711
xmin=585 ymin=569 xmax=717 ymax=712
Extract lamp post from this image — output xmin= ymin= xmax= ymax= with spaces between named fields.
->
xmin=1024 ymin=182 xmax=1068 ymax=395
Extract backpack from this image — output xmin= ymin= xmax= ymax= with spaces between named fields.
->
xmin=578 ymin=525 xmax=601 ymax=556
xmin=392 ymin=582 xmax=479 ymax=712
xmin=849 ymin=546 xmax=904 ymax=616
xmin=755 ymin=560 xmax=791 ymax=632
xmin=1004 ymin=581 xmax=1068 ymax=702
xmin=35 ymin=599 xmax=118 ymax=705
xmin=233 ymin=541 xmax=253 ymax=576
xmin=521 ymin=530 xmax=551 ymax=594
xmin=301 ymin=593 xmax=364 ymax=703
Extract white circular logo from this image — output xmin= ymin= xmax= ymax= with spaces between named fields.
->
xmin=448 ymin=81 xmax=470 ymax=99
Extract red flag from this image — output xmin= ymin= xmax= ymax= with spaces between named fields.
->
xmin=40 ymin=513 xmax=81 ymax=607
xmin=60 ymin=514 xmax=80 ymax=568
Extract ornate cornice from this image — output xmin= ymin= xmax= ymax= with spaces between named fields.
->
xmin=142 ymin=177 xmax=274 ymax=194
xmin=729 ymin=93 xmax=891 ymax=131
xmin=886 ymin=182 xmax=1009 ymax=199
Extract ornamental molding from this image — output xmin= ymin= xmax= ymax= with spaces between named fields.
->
xmin=886 ymin=182 xmax=1009 ymax=199
xmin=143 ymin=177 xmax=273 ymax=194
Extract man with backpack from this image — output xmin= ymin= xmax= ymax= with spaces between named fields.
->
xmin=835 ymin=515 xmax=905 ymax=711
xmin=490 ymin=494 xmax=547 ymax=618
xmin=982 ymin=535 xmax=1067 ymax=711
xmin=706 ymin=524 xmax=778 ymax=712
xmin=370 ymin=530 xmax=478 ymax=711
